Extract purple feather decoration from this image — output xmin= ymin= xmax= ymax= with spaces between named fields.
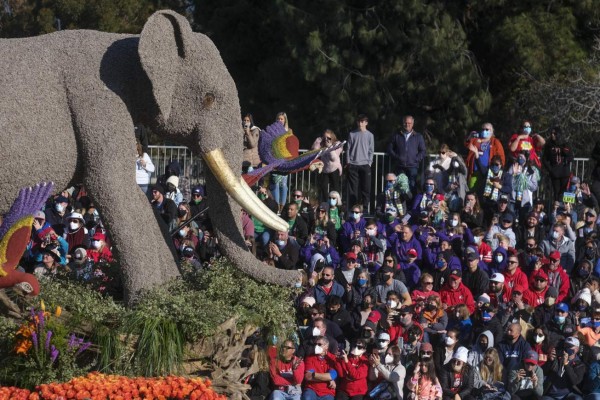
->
xmin=45 ymin=330 xmax=52 ymax=351
xmin=0 ymin=181 xmax=54 ymax=239
xmin=50 ymin=345 xmax=59 ymax=363
xmin=31 ymin=331 xmax=38 ymax=349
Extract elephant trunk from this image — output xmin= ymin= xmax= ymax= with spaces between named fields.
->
xmin=204 ymin=169 xmax=301 ymax=287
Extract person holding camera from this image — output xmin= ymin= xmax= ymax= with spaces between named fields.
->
xmin=542 ymin=337 xmax=585 ymax=400
xmin=508 ymin=350 xmax=544 ymax=400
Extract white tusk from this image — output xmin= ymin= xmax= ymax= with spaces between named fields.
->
xmin=203 ymin=149 xmax=288 ymax=232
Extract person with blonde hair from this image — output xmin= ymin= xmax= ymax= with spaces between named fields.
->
xmin=312 ymin=129 xmax=343 ymax=203
xmin=474 ymin=348 xmax=507 ymax=398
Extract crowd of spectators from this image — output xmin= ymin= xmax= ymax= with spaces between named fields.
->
xmin=14 ymin=112 xmax=600 ymax=400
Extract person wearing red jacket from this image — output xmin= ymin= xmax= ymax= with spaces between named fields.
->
xmin=87 ymin=232 xmax=113 ymax=263
xmin=523 ymin=269 xmax=550 ymax=308
xmin=303 ymin=336 xmax=338 ymax=399
xmin=488 ymin=273 xmax=511 ymax=309
xmin=268 ymin=341 xmax=304 ymax=399
xmin=335 ymin=339 xmax=369 ymax=398
xmin=440 ymin=269 xmax=475 ymax=314
xmin=543 ymin=251 xmax=570 ymax=303
xmin=503 ymin=252 xmax=529 ymax=292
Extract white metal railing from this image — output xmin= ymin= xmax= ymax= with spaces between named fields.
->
xmin=147 ymin=145 xmax=592 ymax=210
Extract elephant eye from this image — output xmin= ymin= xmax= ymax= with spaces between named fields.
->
xmin=202 ymin=93 xmax=215 ymax=110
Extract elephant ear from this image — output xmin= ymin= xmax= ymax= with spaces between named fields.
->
xmin=139 ymin=10 xmax=193 ymax=121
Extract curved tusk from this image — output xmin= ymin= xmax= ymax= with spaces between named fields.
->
xmin=203 ymin=149 xmax=288 ymax=232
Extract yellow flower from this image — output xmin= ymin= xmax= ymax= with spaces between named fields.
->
xmin=55 ymin=306 xmax=62 ymax=317
xmin=40 ymin=300 xmax=46 ymax=311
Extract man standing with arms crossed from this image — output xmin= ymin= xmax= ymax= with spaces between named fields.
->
xmin=347 ymin=114 xmax=374 ymax=213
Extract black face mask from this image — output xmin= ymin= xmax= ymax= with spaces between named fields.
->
xmin=425 ymin=303 xmax=436 ymax=311
xmin=361 ymin=300 xmax=372 ymax=309
xmin=177 ymin=209 xmax=187 ymax=218
xmin=585 ymin=248 xmax=595 ymax=259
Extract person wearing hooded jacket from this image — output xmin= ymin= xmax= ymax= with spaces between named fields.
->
xmin=543 ymin=250 xmax=571 ymax=303
xmin=467 ymin=330 xmax=494 ymax=368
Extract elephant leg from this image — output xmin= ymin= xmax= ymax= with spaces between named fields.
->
xmin=72 ymin=99 xmax=180 ymax=304
xmin=205 ymin=169 xmax=301 ymax=287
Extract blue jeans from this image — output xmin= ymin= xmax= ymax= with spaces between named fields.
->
xmin=270 ymin=389 xmax=301 ymax=400
xmin=270 ymin=174 xmax=288 ymax=206
xmin=301 ymin=389 xmax=334 ymax=400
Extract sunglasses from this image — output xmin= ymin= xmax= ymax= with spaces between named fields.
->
xmin=377 ymin=339 xmax=388 ymax=343
xmin=508 ymin=261 xmax=519 ymax=265
xmin=294 ymin=194 xmax=303 ymax=198
xmin=385 ymin=259 xmax=394 ymax=263
xmin=423 ymin=281 xmax=434 ymax=285
xmin=387 ymin=180 xmax=395 ymax=183
xmin=512 ymin=292 xmax=522 ymax=296
xmin=283 ymin=346 xmax=295 ymax=350
xmin=534 ymin=278 xmax=547 ymax=282
xmin=356 ymin=345 xmax=366 ymax=350
xmin=421 ymin=351 xmax=432 ymax=355
xmin=192 ymin=193 xmax=202 ymax=197
xmin=315 ymin=343 xmax=326 ymax=346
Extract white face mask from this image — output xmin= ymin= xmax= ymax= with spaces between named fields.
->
xmin=55 ymin=204 xmax=65 ymax=213
xmin=552 ymin=231 xmax=560 ymax=240
xmin=179 ymin=229 xmax=187 ymax=237
xmin=69 ymin=222 xmax=80 ymax=231
xmin=535 ymin=334 xmax=545 ymax=343
xmin=452 ymin=161 xmax=459 ymax=168
xmin=366 ymin=228 xmax=376 ymax=237
xmin=387 ymin=300 xmax=398 ymax=309
xmin=450 ymin=220 xmax=458 ymax=227
xmin=312 ymin=327 xmax=321 ymax=337
xmin=329 ymin=198 xmax=336 ymax=207
xmin=445 ymin=337 xmax=456 ymax=347
xmin=314 ymin=345 xmax=324 ymax=355
xmin=496 ymin=255 xmax=504 ymax=263
xmin=474 ymin=236 xmax=482 ymax=245
xmin=92 ymin=240 xmax=101 ymax=249
xmin=351 ymin=347 xmax=366 ymax=356
xmin=384 ymin=354 xmax=394 ymax=364
xmin=377 ymin=341 xmax=389 ymax=349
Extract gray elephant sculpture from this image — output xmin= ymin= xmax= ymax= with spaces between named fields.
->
xmin=0 ymin=10 xmax=300 ymax=302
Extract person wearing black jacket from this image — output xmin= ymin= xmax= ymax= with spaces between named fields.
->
xmin=325 ymin=295 xmax=357 ymax=340
xmin=516 ymin=211 xmax=546 ymax=249
xmin=462 ymin=251 xmax=490 ymax=299
xmin=439 ymin=346 xmax=474 ymax=400
xmin=285 ymin=202 xmax=309 ymax=248
xmin=542 ymin=127 xmax=573 ymax=202
xmin=543 ymin=337 xmax=585 ymax=400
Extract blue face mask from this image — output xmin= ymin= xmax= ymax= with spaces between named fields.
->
xmin=276 ymin=240 xmax=286 ymax=248
xmin=481 ymin=129 xmax=491 ymax=138
xmin=385 ymin=182 xmax=394 ymax=191
xmin=353 ymin=212 xmax=361 ymax=221
xmin=329 ymin=198 xmax=336 ymax=207
xmin=528 ymin=255 xmax=539 ymax=267
xmin=523 ymin=127 xmax=532 ymax=134
xmin=578 ymin=269 xmax=590 ymax=277
xmin=425 ymin=184 xmax=434 ymax=194
xmin=358 ymin=278 xmax=368 ymax=286
xmin=593 ymin=321 xmax=600 ymax=329
xmin=482 ymin=311 xmax=492 ymax=322
xmin=554 ymin=315 xmax=566 ymax=324
xmin=517 ymin=157 xmax=526 ymax=166
xmin=490 ymin=165 xmax=500 ymax=174
xmin=570 ymin=185 xmax=577 ymax=192
xmin=436 ymin=259 xmax=445 ymax=269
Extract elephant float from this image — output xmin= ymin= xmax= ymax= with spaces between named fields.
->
xmin=0 ymin=10 xmax=300 ymax=302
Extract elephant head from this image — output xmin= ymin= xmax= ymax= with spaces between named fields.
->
xmin=137 ymin=11 xmax=301 ymax=286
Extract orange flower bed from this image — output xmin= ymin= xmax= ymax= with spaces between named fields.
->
xmin=0 ymin=372 xmax=226 ymax=400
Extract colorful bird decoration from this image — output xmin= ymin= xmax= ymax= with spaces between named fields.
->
xmin=0 ymin=182 xmax=54 ymax=296
xmin=243 ymin=121 xmax=344 ymax=186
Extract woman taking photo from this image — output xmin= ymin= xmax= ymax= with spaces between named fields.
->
xmin=369 ymin=345 xmax=406 ymax=400
xmin=312 ymin=129 xmax=343 ymax=203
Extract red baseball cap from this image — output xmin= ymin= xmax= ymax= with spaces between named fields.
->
xmin=549 ymin=251 xmax=561 ymax=261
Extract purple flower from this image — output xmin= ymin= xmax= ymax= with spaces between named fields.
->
xmin=37 ymin=311 xmax=45 ymax=330
xmin=50 ymin=345 xmax=59 ymax=363
xmin=68 ymin=334 xmax=76 ymax=350
xmin=31 ymin=331 xmax=38 ymax=349
xmin=45 ymin=330 xmax=52 ymax=351
xmin=76 ymin=341 xmax=92 ymax=355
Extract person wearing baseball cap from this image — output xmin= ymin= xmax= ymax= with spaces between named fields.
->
xmin=543 ymin=337 xmax=585 ymax=400
xmin=523 ymin=269 xmax=550 ymax=307
xmin=488 ymin=272 xmax=511 ymax=308
xmin=542 ymin=249 xmax=570 ymax=303
xmin=546 ymin=303 xmax=576 ymax=345
xmin=508 ymin=350 xmax=544 ymax=398
xmin=440 ymin=269 xmax=475 ymax=314
xmin=540 ymin=222 xmax=575 ymax=272
xmin=531 ymin=285 xmax=560 ymax=328
xmin=462 ymin=249 xmax=489 ymax=299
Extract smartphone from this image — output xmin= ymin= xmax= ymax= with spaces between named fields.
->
xmin=430 ymin=236 xmax=439 ymax=243
xmin=401 ymin=214 xmax=411 ymax=224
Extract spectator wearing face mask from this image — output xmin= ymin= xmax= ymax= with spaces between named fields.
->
xmin=577 ymin=307 xmax=600 ymax=349
xmin=434 ymin=328 xmax=460 ymax=374
xmin=340 ymin=205 xmax=367 ymax=252
xmin=541 ymin=222 xmax=576 ymax=273
xmin=498 ymin=323 xmax=532 ymax=374
xmin=87 ymin=232 xmax=113 ymax=263
xmin=45 ymin=195 xmax=70 ymax=236
xmin=63 ymin=212 xmax=90 ymax=253
xmin=508 ymin=150 xmax=541 ymax=220
xmin=375 ymin=267 xmax=411 ymax=306
xmin=302 ymin=335 xmax=338 ymax=399
xmin=467 ymin=330 xmax=494 ymax=368
xmin=335 ymin=339 xmax=370 ymax=399
xmin=314 ymin=266 xmax=345 ymax=306
xmin=267 ymin=231 xmax=299 ymax=270
xmin=465 ymin=121 xmax=506 ymax=191
xmin=471 ymin=301 xmax=504 ymax=347
xmin=543 ymin=250 xmax=571 ymax=302
xmin=524 ymin=269 xmax=552 ymax=308
xmin=440 ymin=270 xmax=475 ymax=314
xmin=546 ymin=303 xmax=576 ymax=348
xmin=164 ymin=175 xmax=183 ymax=206
xmin=302 ymin=234 xmax=340 ymax=271
xmin=462 ymin=250 xmax=490 ymax=299
xmin=412 ymin=177 xmax=442 ymax=215
xmin=485 ymin=211 xmax=517 ymax=252
xmin=571 ymin=260 xmax=594 ymax=299
xmin=419 ymin=295 xmax=448 ymax=343
xmin=543 ymin=337 xmax=585 ymax=400
xmin=368 ymin=344 xmax=406 ymax=400
xmin=355 ymin=219 xmax=387 ymax=272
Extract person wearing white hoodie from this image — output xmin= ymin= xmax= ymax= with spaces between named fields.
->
xmin=467 ymin=330 xmax=494 ymax=367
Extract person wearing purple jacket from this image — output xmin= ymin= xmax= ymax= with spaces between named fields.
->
xmin=300 ymin=233 xmax=341 ymax=269
xmin=427 ymin=249 xmax=462 ymax=292
xmin=340 ymin=205 xmax=367 ymax=252
xmin=388 ymin=224 xmax=423 ymax=265
xmin=399 ymin=248 xmax=422 ymax=290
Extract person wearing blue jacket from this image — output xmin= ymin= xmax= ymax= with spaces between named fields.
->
xmin=387 ymin=115 xmax=426 ymax=192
